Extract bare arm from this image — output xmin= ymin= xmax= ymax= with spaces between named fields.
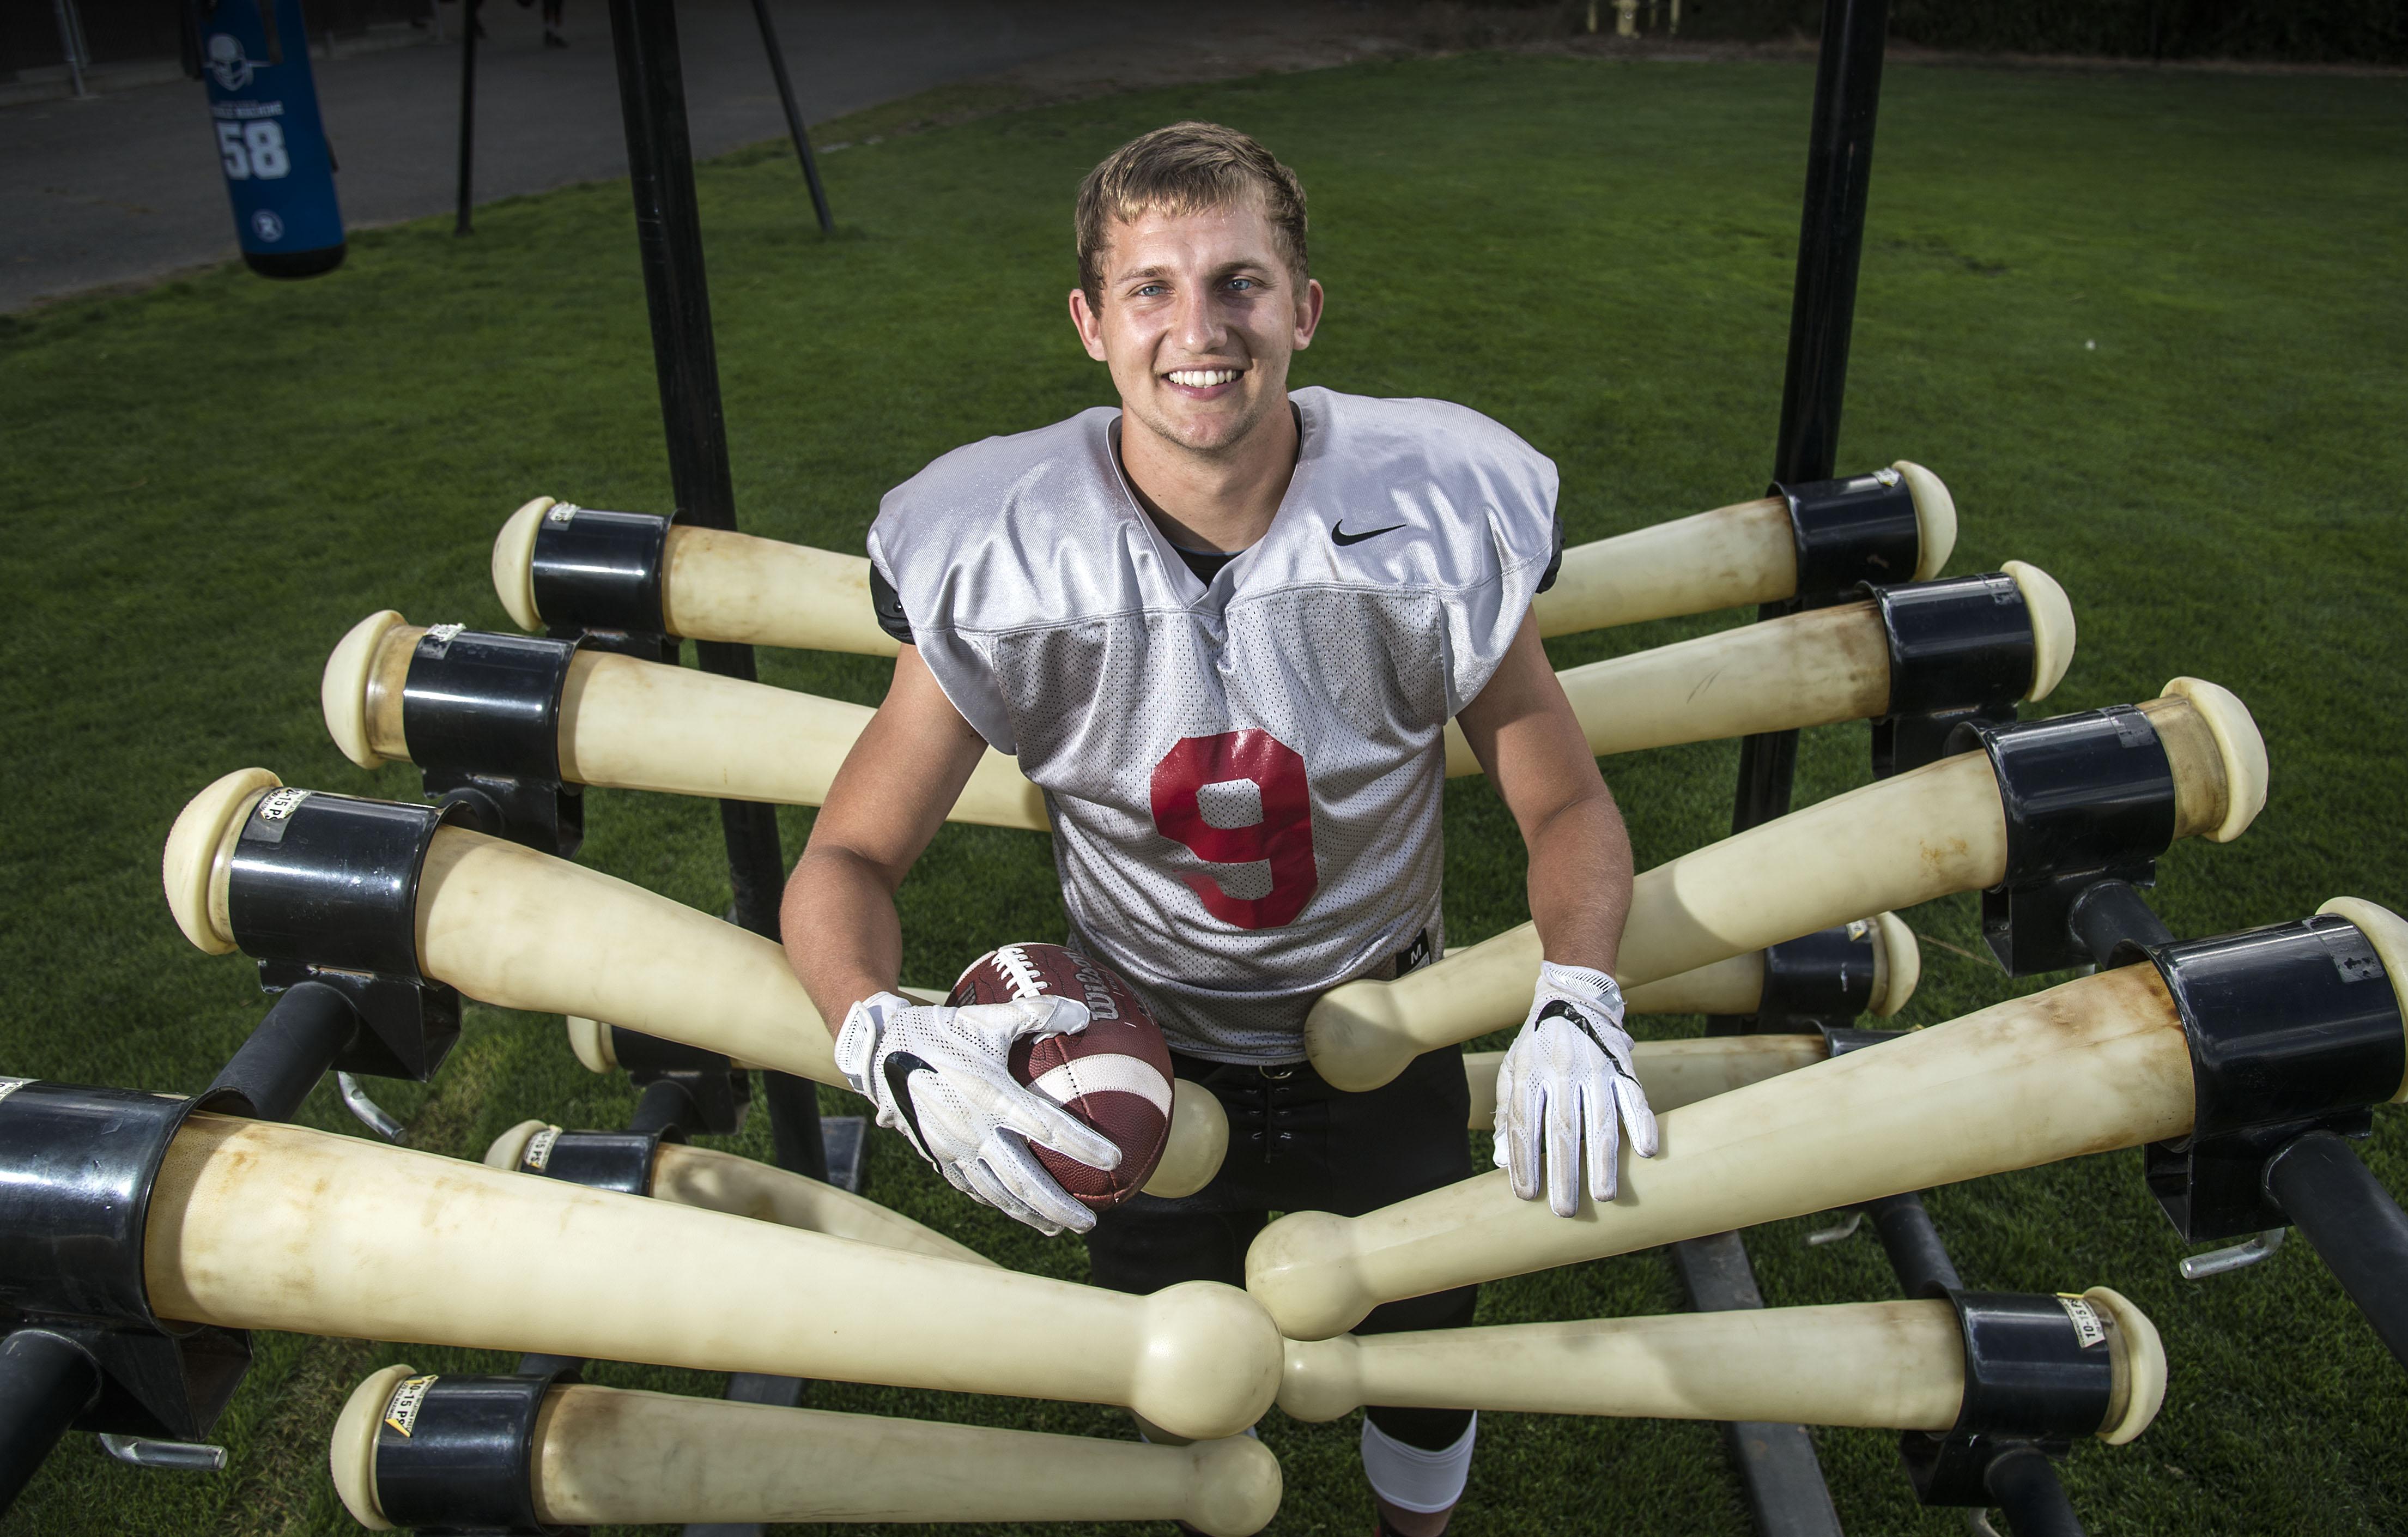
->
xmin=1452 ymin=614 xmax=1633 ymax=975
xmin=782 ymin=645 xmax=991 ymax=1036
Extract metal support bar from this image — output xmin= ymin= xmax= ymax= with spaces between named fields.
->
xmin=745 ymin=0 xmax=834 ymax=232
xmin=453 ymin=0 xmax=477 ymax=234
xmin=1673 ymin=1234 xmax=1845 ymax=1537
xmin=2180 ymin=1228 xmax=2285 ymax=1280
xmin=2066 ymin=878 xmax=2174 ymax=971
xmin=202 ymin=981 xmax=364 ymax=1122
xmin=1725 ymin=0 xmax=1893 ymax=840
xmin=1691 ymin=5 xmax=1887 ymax=1528
xmin=1864 ymin=1193 xmax=1962 ymax=1298
xmin=336 ymin=1073 xmax=407 ymax=1142
xmin=1981 ymin=1445 xmax=2084 ymax=1537
xmin=96 ymin=1434 xmax=226 ymax=1472
xmin=604 ymin=0 xmax=823 ymax=1173
xmin=2263 ymin=1130 xmax=2408 ymax=1370
xmin=763 ymin=1070 xmax=833 ymax=1184
xmin=51 ymin=0 xmax=92 ymax=98
xmin=628 ymin=1076 xmax=703 ymax=1137
xmin=0 ymin=1331 xmax=100 ymax=1515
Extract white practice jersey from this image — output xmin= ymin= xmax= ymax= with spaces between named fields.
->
xmin=868 ymin=386 xmax=1561 ymax=1063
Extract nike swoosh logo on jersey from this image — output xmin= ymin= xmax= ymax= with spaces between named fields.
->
xmin=1330 ymin=521 xmax=1405 ymax=547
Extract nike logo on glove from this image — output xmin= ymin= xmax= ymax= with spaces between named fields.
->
xmin=1330 ymin=520 xmax=1405 ymax=547
xmin=1538 ymin=998 xmax=1619 ymax=1055
xmin=882 ymin=1051 xmax=938 ymax=1158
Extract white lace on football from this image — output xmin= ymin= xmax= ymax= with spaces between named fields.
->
xmin=994 ymin=944 xmax=1047 ymax=1001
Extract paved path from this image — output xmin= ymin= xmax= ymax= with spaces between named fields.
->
xmin=2 ymin=0 xmax=1379 ymax=312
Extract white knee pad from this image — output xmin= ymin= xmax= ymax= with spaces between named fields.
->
xmin=1361 ymin=1414 xmax=1478 ymax=1514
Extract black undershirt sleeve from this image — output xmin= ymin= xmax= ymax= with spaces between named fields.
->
xmin=868 ymin=562 xmax=914 ymax=645
xmin=1536 ymin=510 xmax=1564 ymax=595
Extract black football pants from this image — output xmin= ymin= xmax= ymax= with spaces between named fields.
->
xmin=1082 ymin=1045 xmax=1479 ymax=1451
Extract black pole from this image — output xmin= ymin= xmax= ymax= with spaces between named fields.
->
xmin=454 ymin=0 xmax=477 ymax=234
xmin=1672 ymin=14 xmax=1887 ymax=1531
xmin=1671 ymin=1235 xmax=1844 ymax=1537
xmin=202 ymin=981 xmax=363 ymax=1122
xmin=0 ymin=1330 xmax=101 ymax=1516
xmin=628 ymin=1076 xmax=702 ymax=1136
xmin=604 ymin=0 xmax=822 ymax=1175
xmin=1724 ymin=0 xmax=1891 ymax=840
xmin=763 ymin=1070 xmax=830 ymax=1182
xmin=2264 ymin=1130 xmax=2408 ymax=1371
xmin=745 ymin=0 xmax=834 ymax=233
xmin=1864 ymin=1191 xmax=1962 ymax=1298
xmin=2066 ymin=878 xmax=2175 ymax=970
xmin=1982 ymin=1445 xmax=2086 ymax=1537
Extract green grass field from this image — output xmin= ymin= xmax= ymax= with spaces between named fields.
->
xmin=3 ymin=46 xmax=2404 ymax=1537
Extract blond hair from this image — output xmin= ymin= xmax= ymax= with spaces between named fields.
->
xmin=1075 ymin=122 xmax=1309 ymax=309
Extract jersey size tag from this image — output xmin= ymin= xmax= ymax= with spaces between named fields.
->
xmin=2055 ymin=1294 xmax=2108 ymax=1348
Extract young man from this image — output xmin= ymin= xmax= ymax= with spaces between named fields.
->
xmin=783 ymin=122 xmax=1657 ymax=1537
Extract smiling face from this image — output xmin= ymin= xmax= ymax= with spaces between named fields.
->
xmin=1068 ymin=195 xmax=1324 ymax=462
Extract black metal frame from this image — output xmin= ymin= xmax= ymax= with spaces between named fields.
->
xmin=1949 ymin=706 xmax=2180 ymax=976
xmin=603 ymin=0 xmax=827 ymax=1189
xmin=1899 ymin=1292 xmax=2112 ymax=1516
xmin=2142 ymin=916 xmax=2403 ymax=1236
xmin=228 ymin=788 xmax=466 ymax=1081
xmin=451 ymin=0 xmax=833 ymax=241
xmin=1726 ymin=0 xmax=1893 ymax=838
xmin=1866 ymin=571 xmax=2035 ymax=778
xmin=1683 ymin=0 xmax=1894 ymax=1524
xmin=1755 ymin=923 xmax=1886 ymax=1030
xmin=0 ymin=1083 xmax=253 ymax=1512
xmin=372 ymin=1369 xmax=578 ymax=1535
xmin=529 ymin=504 xmax=676 ymax=649
xmin=404 ymin=625 xmax=587 ymax=857
xmin=505 ymin=1102 xmax=810 ymax=1500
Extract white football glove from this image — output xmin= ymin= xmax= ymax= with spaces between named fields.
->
xmin=1493 ymin=961 xmax=1660 ymax=1218
xmin=834 ymin=990 xmax=1123 ymax=1236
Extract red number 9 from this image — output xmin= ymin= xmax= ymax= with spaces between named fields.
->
xmin=1149 ymin=730 xmax=1319 ymax=930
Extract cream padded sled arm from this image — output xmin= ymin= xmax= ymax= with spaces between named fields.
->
xmin=333 ymin=1364 xmax=1280 ymax=1534
xmin=324 ymin=611 xmax=1045 ymax=832
xmin=1469 ymin=1036 xmax=1834 ymax=1129
xmin=163 ymin=771 xmax=1228 ymax=1200
xmin=1277 ymin=1291 xmax=2162 ymax=1442
xmin=482 ymin=1122 xmax=995 ymax=1267
xmin=494 ymin=465 xmax=1952 ymax=652
xmin=1532 ymin=461 xmax=1955 ymax=637
xmin=1464 ymin=914 xmax=1916 ymax=1122
xmin=146 ymin=1113 xmax=1280 ymax=1441
xmin=1309 ymin=680 xmax=2269 ymax=1092
xmin=493 ymin=498 xmax=906 ymax=658
xmin=1249 ymin=897 xmax=2408 ymax=1340
xmin=1442 ymin=559 xmax=2071 ymax=774
xmin=338 ymin=567 xmax=2060 ymax=832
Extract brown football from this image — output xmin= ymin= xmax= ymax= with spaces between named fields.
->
xmin=947 ymin=942 xmax=1175 ymax=1211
